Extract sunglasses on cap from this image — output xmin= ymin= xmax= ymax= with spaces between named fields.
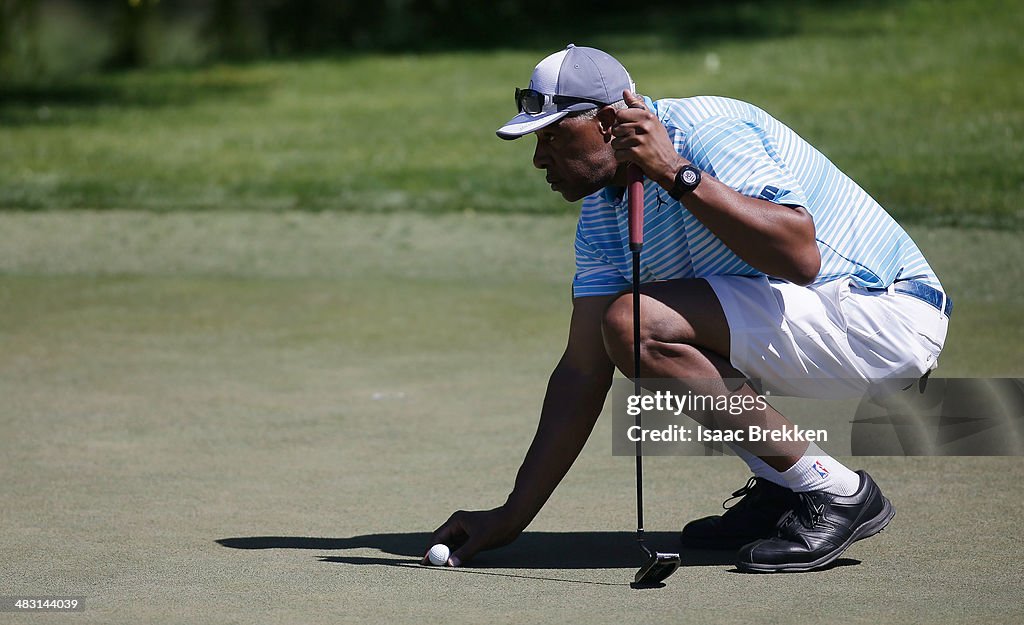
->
xmin=515 ymin=88 xmax=609 ymax=114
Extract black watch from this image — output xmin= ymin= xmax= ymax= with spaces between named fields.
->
xmin=669 ymin=165 xmax=702 ymax=200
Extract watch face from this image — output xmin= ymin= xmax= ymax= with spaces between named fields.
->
xmin=682 ymin=169 xmax=699 ymax=186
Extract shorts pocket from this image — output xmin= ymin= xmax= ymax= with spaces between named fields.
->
xmin=807 ymin=277 xmax=851 ymax=334
xmin=841 ymin=289 xmax=934 ymax=379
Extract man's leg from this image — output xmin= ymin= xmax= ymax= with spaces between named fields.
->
xmin=601 ymin=278 xmax=893 ymax=569
xmin=602 ymin=278 xmax=851 ymax=475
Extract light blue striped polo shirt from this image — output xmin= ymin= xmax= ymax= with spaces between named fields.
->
xmin=572 ymin=96 xmax=942 ymax=298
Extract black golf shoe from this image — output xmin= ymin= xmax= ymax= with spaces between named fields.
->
xmin=680 ymin=477 xmax=799 ymax=550
xmin=735 ymin=470 xmax=895 ymax=572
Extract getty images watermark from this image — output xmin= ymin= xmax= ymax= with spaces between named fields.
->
xmin=624 ymin=389 xmax=827 ymax=444
xmin=611 ymin=377 xmax=1024 ymax=456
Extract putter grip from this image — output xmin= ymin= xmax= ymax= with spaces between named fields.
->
xmin=628 ymin=165 xmax=644 ymax=251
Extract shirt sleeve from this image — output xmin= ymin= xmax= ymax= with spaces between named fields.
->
xmin=571 ymin=221 xmax=630 ymax=299
xmin=680 ymin=116 xmax=808 ymax=208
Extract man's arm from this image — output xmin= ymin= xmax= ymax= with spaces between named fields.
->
xmin=610 ymin=91 xmax=821 ymax=286
xmin=664 ymin=173 xmax=820 ymax=285
xmin=425 ymin=294 xmax=616 ymax=566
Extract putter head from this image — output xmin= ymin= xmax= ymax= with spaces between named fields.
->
xmin=632 ymin=550 xmax=681 ymax=588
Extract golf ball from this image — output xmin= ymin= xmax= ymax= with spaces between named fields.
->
xmin=427 ymin=543 xmax=450 ymax=566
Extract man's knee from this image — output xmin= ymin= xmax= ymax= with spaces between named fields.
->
xmin=602 ymin=293 xmax=694 ymax=375
xmin=606 ymin=280 xmax=731 ymax=362
xmin=601 ymin=293 xmax=638 ymax=365
xmin=601 ymin=287 xmax=735 ymax=380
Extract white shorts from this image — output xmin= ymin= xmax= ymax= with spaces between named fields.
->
xmin=706 ymin=275 xmax=949 ymax=399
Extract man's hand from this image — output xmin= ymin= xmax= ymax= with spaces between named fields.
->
xmin=609 ymin=90 xmax=687 ymax=189
xmin=422 ymin=506 xmax=522 ymax=567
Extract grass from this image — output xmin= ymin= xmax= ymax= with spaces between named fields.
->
xmin=1 ymin=210 xmax=1021 ymax=376
xmin=1 ymin=211 xmax=1022 ymax=624
xmin=1 ymin=0 xmax=1022 ymax=227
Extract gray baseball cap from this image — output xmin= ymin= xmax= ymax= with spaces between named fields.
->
xmin=496 ymin=44 xmax=634 ymax=140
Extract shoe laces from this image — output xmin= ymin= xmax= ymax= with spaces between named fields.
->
xmin=782 ymin=491 xmax=826 ymax=531
xmin=722 ymin=477 xmax=758 ymax=510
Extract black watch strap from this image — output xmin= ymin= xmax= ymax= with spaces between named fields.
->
xmin=669 ymin=165 xmax=702 ymax=200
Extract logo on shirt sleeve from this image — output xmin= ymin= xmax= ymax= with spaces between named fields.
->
xmin=759 ymin=185 xmax=781 ymax=201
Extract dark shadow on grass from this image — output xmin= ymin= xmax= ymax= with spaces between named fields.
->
xmin=217 ymin=531 xmax=730 ymax=570
xmin=0 ymin=74 xmax=273 ymax=126
xmin=322 ymin=558 xmax=627 ymax=587
xmin=0 ymin=0 xmax=901 ymax=124
xmin=235 ymin=0 xmax=898 ymax=58
xmin=724 ymin=558 xmax=861 ymax=574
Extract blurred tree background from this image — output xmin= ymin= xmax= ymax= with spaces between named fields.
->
xmin=1 ymin=0 xmax=1019 ymax=225
xmin=0 ymin=0 xmax=799 ymax=80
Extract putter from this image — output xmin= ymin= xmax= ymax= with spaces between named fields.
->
xmin=627 ymin=164 xmax=682 ymax=588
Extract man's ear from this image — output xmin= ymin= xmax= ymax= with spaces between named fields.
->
xmin=596 ymin=106 xmax=617 ymax=137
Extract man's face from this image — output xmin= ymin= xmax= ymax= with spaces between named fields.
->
xmin=532 ymin=114 xmax=618 ymax=202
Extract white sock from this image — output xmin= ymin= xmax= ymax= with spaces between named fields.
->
xmin=727 ymin=443 xmax=788 ymax=488
xmin=778 ymin=443 xmax=861 ymax=496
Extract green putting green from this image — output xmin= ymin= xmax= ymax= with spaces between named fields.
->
xmin=1 ymin=212 xmax=1021 ymax=623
